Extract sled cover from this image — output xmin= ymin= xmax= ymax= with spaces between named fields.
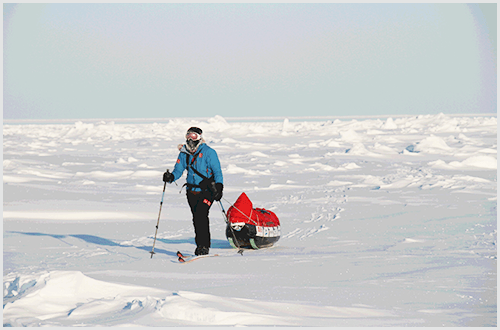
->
xmin=227 ymin=192 xmax=280 ymax=232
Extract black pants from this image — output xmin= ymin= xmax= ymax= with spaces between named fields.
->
xmin=187 ymin=190 xmax=214 ymax=248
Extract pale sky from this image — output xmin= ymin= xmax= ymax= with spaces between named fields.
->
xmin=3 ymin=3 xmax=497 ymax=120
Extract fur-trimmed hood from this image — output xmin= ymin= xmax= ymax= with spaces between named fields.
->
xmin=178 ymin=139 xmax=206 ymax=154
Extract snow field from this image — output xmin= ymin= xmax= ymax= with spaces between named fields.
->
xmin=3 ymin=113 xmax=497 ymax=326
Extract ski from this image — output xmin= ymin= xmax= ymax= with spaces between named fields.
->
xmin=176 ymin=250 xmax=220 ymax=264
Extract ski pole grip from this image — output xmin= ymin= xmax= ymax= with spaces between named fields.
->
xmin=166 ymin=168 xmax=178 ymax=186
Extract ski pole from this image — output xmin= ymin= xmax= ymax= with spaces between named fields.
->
xmin=150 ymin=171 xmax=169 ymax=258
xmin=218 ymin=200 xmax=244 ymax=255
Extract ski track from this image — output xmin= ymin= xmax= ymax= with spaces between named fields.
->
xmin=3 ymin=114 xmax=497 ymax=326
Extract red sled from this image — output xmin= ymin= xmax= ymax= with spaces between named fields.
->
xmin=225 ymin=192 xmax=280 ymax=249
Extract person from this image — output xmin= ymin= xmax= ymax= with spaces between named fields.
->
xmin=163 ymin=127 xmax=223 ymax=256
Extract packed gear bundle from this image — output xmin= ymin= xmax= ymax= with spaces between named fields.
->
xmin=225 ymin=192 xmax=281 ymax=249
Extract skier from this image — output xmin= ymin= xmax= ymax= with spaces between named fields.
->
xmin=163 ymin=127 xmax=223 ymax=256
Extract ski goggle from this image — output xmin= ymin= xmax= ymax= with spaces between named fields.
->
xmin=186 ymin=132 xmax=202 ymax=141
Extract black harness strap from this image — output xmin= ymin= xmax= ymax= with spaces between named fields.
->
xmin=184 ymin=152 xmax=213 ymax=191
xmin=186 ymin=153 xmax=212 ymax=181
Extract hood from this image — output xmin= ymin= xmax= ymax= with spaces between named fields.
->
xmin=178 ymin=140 xmax=206 ymax=154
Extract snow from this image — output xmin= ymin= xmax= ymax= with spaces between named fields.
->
xmin=3 ymin=113 xmax=497 ymax=326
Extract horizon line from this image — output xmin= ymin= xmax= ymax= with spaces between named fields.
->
xmin=3 ymin=112 xmax=496 ymax=124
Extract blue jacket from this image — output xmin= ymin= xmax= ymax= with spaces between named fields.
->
xmin=171 ymin=143 xmax=223 ymax=191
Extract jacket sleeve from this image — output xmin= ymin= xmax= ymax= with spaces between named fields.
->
xmin=171 ymin=152 xmax=187 ymax=182
xmin=209 ymin=148 xmax=223 ymax=184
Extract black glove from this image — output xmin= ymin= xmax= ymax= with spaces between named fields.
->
xmin=163 ymin=171 xmax=174 ymax=183
xmin=213 ymin=183 xmax=223 ymax=201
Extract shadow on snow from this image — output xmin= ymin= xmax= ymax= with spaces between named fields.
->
xmin=7 ymin=231 xmax=233 ymax=258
